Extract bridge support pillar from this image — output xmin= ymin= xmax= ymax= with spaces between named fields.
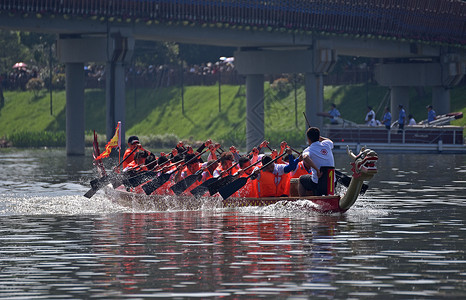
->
xmin=106 ymin=62 xmax=126 ymax=143
xmin=432 ymin=86 xmax=450 ymax=115
xmin=245 ymin=74 xmax=265 ymax=151
xmin=65 ymin=63 xmax=85 ymax=155
xmin=390 ymin=87 xmax=410 ymax=120
xmin=105 ymin=31 xmax=134 ymax=146
xmin=235 ymin=48 xmax=335 ymax=148
xmin=305 ymin=73 xmax=324 ymax=129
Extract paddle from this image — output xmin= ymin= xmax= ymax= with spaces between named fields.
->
xmin=190 ymin=160 xmax=241 ymax=198
xmin=142 ymin=150 xmax=207 ymax=195
xmin=190 ymin=176 xmax=219 ymax=197
xmin=139 ymin=160 xmax=184 ymax=195
xmin=219 ymin=152 xmax=288 ymax=200
xmin=206 ymin=161 xmax=241 ymax=196
xmin=170 ymin=156 xmax=222 ymax=195
xmin=84 ymin=145 xmax=139 ymax=198
xmin=122 ymin=149 xmax=188 ymax=188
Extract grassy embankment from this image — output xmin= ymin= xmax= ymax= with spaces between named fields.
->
xmin=0 ymin=83 xmax=465 ymax=148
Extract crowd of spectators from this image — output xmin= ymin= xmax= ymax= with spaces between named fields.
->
xmin=2 ymin=58 xmax=379 ymax=91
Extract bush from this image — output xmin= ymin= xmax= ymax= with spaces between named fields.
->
xmin=270 ymin=77 xmax=292 ymax=95
xmin=52 ymin=73 xmax=66 ymax=90
xmin=140 ymin=133 xmax=180 ymax=149
xmin=8 ymin=131 xmax=65 ymax=147
xmin=26 ymin=77 xmax=44 ymax=97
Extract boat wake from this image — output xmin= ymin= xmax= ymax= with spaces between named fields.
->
xmin=0 ymin=193 xmax=130 ymax=216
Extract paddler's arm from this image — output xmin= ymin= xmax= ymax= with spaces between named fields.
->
xmin=283 ymin=148 xmax=299 ymax=173
xmin=302 ymin=153 xmax=322 ymax=178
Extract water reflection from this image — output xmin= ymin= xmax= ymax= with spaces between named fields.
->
xmin=0 ymin=149 xmax=465 ymax=298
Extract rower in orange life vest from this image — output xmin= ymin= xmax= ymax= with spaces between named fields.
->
xmin=122 ymin=136 xmax=151 ymax=169
xmin=175 ymin=153 xmax=205 ymax=195
xmin=123 ymin=150 xmax=149 ymax=173
xmin=153 ymin=154 xmax=183 ymax=196
xmin=123 ymin=150 xmax=150 ymax=193
xmin=213 ymin=152 xmax=238 ymax=178
xmin=253 ymin=147 xmax=299 ymax=197
xmin=234 ymin=156 xmax=258 ymax=198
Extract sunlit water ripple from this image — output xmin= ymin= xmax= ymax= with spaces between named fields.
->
xmin=0 ymin=149 xmax=464 ymax=299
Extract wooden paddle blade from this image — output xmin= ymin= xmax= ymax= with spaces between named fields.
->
xmin=85 ymin=175 xmax=111 ymax=198
xmin=110 ymin=174 xmax=125 ymax=188
xmin=190 ymin=185 xmax=209 ymax=198
xmin=170 ymin=174 xmax=201 ymax=196
xmin=124 ymin=171 xmax=157 ymax=188
xmin=83 ymin=187 xmax=98 ymax=198
xmin=208 ymin=175 xmax=234 ymax=196
xmin=142 ymin=173 xmax=171 ymax=195
xmin=337 ymin=174 xmax=351 ymax=188
xmin=190 ymin=177 xmax=218 ymax=197
xmin=218 ymin=177 xmax=248 ymax=200
xmin=335 ymin=170 xmax=369 ymax=195
xmin=359 ymin=183 xmax=369 ymax=195
xmin=90 ymin=175 xmax=108 ymax=190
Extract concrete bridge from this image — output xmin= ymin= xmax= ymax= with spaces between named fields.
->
xmin=0 ymin=0 xmax=465 ymax=154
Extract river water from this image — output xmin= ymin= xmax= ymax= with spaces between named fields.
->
xmin=0 ymin=148 xmax=464 ymax=299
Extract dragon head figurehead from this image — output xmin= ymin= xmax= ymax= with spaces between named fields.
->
xmin=347 ymin=146 xmax=378 ymax=180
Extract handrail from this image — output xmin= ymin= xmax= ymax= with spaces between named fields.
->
xmin=0 ymin=0 xmax=464 ymax=46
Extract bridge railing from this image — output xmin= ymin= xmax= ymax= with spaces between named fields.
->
xmin=1 ymin=0 xmax=465 ymax=45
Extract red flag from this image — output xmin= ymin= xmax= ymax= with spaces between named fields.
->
xmin=95 ymin=123 xmax=120 ymax=160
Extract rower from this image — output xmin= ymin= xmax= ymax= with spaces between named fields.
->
xmin=254 ymin=148 xmax=298 ymax=197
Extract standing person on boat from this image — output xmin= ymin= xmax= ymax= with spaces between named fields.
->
xmin=298 ymin=127 xmax=335 ymax=197
xmin=398 ymin=104 xmax=406 ymax=133
xmin=427 ymin=105 xmax=437 ymax=124
xmin=365 ymin=106 xmax=376 ymax=123
xmin=328 ymin=103 xmax=341 ymax=124
xmin=253 ymin=148 xmax=298 ymax=197
xmin=382 ymin=106 xmax=392 ymax=130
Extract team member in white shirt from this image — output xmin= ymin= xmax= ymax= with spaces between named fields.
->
xmin=298 ymin=127 xmax=335 ymax=196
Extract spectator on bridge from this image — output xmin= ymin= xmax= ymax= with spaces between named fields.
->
xmin=398 ymin=105 xmax=406 ymax=133
xmin=365 ymin=106 xmax=375 ymax=124
xmin=382 ymin=107 xmax=392 ymax=130
xmin=427 ymin=105 xmax=437 ymax=123
xmin=408 ymin=114 xmax=417 ymax=126
xmin=328 ymin=103 xmax=341 ymax=124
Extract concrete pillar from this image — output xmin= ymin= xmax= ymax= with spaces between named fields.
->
xmin=390 ymin=86 xmax=410 ymax=119
xmin=305 ymin=73 xmax=324 ymax=129
xmin=432 ymin=86 xmax=450 ymax=115
xmin=65 ymin=63 xmax=85 ymax=155
xmin=245 ymin=74 xmax=264 ymax=151
xmin=106 ymin=62 xmax=126 ymax=143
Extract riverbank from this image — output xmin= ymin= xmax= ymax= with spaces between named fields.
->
xmin=0 ymin=83 xmax=465 ymax=148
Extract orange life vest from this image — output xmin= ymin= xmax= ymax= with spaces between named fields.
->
xmin=291 ymin=161 xmax=312 ymax=179
xmin=236 ymin=173 xmax=258 ymax=198
xmin=257 ymin=169 xmax=290 ymax=197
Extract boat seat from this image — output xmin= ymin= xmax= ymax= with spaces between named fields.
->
xmin=315 ymin=166 xmax=335 ymax=196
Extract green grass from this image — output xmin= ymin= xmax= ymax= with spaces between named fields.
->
xmin=0 ymin=83 xmax=465 ymax=148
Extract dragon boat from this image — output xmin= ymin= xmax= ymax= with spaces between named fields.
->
xmin=102 ymin=146 xmax=378 ymax=214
